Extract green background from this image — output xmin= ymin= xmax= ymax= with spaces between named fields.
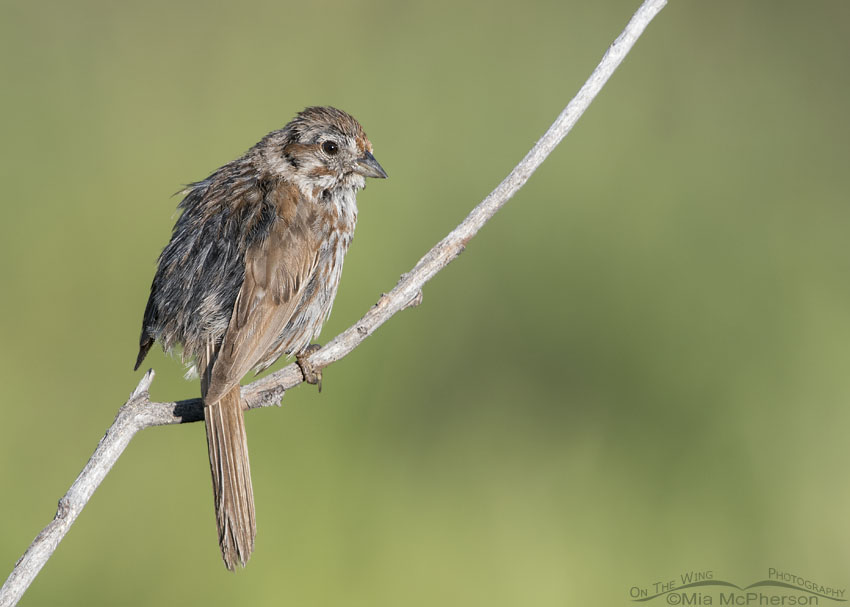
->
xmin=2 ymin=0 xmax=848 ymax=604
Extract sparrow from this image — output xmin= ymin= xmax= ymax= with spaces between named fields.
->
xmin=134 ymin=106 xmax=387 ymax=569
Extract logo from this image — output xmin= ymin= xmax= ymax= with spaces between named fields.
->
xmin=629 ymin=568 xmax=846 ymax=605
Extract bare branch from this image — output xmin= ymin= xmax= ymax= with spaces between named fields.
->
xmin=0 ymin=1 xmax=666 ymax=604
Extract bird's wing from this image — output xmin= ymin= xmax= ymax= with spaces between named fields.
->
xmin=203 ymin=183 xmax=320 ymax=405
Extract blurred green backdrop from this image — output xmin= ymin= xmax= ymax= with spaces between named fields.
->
xmin=2 ymin=0 xmax=849 ymax=605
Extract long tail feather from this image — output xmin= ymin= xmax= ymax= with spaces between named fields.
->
xmin=204 ymin=388 xmax=256 ymax=570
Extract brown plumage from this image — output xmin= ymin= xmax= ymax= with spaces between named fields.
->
xmin=134 ymin=106 xmax=387 ymax=569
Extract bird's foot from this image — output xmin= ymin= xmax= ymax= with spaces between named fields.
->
xmin=297 ymin=344 xmax=324 ymax=393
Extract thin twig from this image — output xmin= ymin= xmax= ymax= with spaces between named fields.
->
xmin=0 ymin=1 xmax=666 ymax=604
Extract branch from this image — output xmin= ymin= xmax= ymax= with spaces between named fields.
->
xmin=0 ymin=1 xmax=667 ymax=604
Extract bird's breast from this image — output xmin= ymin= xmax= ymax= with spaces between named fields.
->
xmin=268 ymin=189 xmax=357 ymax=360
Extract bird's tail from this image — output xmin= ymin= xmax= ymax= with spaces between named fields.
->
xmin=204 ymin=387 xmax=256 ymax=570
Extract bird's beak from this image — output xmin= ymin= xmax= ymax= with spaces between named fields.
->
xmin=354 ymin=151 xmax=388 ymax=179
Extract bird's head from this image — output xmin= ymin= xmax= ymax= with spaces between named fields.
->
xmin=262 ymin=106 xmax=387 ymax=193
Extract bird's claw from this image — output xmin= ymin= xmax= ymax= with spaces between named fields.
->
xmin=297 ymin=344 xmax=324 ymax=393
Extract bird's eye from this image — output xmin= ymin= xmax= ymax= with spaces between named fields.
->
xmin=322 ymin=140 xmax=339 ymax=156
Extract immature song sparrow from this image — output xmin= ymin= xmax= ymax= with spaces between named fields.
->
xmin=134 ymin=106 xmax=387 ymax=569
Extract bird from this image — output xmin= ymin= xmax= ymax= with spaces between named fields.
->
xmin=134 ymin=106 xmax=387 ymax=570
